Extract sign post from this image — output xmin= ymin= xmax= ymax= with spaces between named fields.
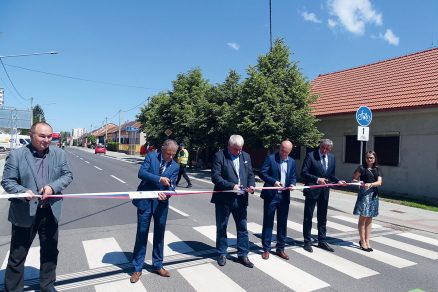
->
xmin=355 ymin=106 xmax=372 ymax=163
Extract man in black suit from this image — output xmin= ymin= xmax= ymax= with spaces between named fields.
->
xmin=211 ymin=135 xmax=255 ymax=268
xmin=259 ymin=140 xmax=296 ymax=260
xmin=301 ymin=139 xmax=346 ymax=253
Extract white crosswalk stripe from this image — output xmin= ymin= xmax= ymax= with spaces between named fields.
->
xmin=248 ymin=254 xmax=330 ymax=291
xmin=373 ymin=236 xmax=438 ymax=260
xmin=2 ymin=220 xmax=438 ymax=291
xmin=179 ymin=263 xmax=245 ymax=292
xmin=193 ymin=225 xmax=237 ymax=246
xmin=82 ymin=237 xmax=147 ymax=291
xmin=336 ymin=241 xmax=417 ymax=268
xmin=312 ymin=218 xmax=356 ymax=232
xmin=286 ymin=220 xmax=318 ymax=234
xmin=0 ymin=247 xmax=40 ymax=284
xmin=82 ymin=237 xmax=128 ymax=269
xmin=292 ymin=246 xmax=379 ymax=279
xmin=331 ymin=215 xmax=383 ymax=228
xmin=148 ymin=230 xmax=194 ymax=257
xmin=397 ymin=232 xmax=438 ymax=247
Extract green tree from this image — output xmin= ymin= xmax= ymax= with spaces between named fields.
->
xmin=137 ymin=92 xmax=173 ymax=147
xmin=238 ymin=39 xmax=321 ymax=148
xmin=33 ymin=104 xmax=45 ymax=123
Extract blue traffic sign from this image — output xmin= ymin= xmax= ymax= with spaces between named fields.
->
xmin=126 ymin=126 xmax=139 ymax=132
xmin=356 ymin=106 xmax=372 ymax=126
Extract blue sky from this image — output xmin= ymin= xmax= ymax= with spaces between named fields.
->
xmin=1 ymin=0 xmax=437 ymax=133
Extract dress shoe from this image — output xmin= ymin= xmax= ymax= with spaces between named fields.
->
xmin=237 ymin=256 xmax=254 ymax=268
xmin=359 ymin=241 xmax=370 ymax=252
xmin=186 ymin=184 xmax=193 ymax=188
xmin=275 ymin=250 xmax=289 ymax=260
xmin=217 ymin=255 xmax=227 ymax=266
xmin=303 ymin=243 xmax=313 ymax=253
xmin=130 ymin=271 xmax=142 ymax=283
xmin=367 ymin=247 xmax=374 ymax=252
xmin=262 ymin=251 xmax=270 ymax=260
xmin=318 ymin=242 xmax=335 ymax=252
xmin=152 ymin=268 xmax=170 ymax=277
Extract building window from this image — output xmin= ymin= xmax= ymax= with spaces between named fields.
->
xmin=345 ymin=135 xmax=367 ymax=164
xmin=374 ymin=135 xmax=399 ymax=166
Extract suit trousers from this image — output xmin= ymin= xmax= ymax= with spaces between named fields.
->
xmin=4 ymin=207 xmax=59 ymax=292
xmin=176 ymin=164 xmax=191 ymax=186
xmin=132 ymin=199 xmax=169 ymax=271
xmin=261 ymin=192 xmax=290 ymax=251
xmin=303 ymin=193 xmax=329 ymax=243
xmin=215 ymin=198 xmax=249 ymax=257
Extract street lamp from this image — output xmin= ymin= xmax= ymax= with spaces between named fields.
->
xmin=0 ymin=51 xmax=58 ymax=59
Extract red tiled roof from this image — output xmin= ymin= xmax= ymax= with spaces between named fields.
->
xmin=310 ymin=48 xmax=438 ymax=116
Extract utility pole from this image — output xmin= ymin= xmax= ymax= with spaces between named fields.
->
xmin=269 ymin=0 xmax=273 ymax=51
xmin=30 ymin=97 xmax=34 ymax=128
xmin=118 ymin=110 xmax=121 ymax=144
xmin=105 ymin=116 xmax=108 ymax=145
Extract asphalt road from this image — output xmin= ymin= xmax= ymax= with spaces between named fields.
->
xmin=0 ymin=148 xmax=437 ymax=292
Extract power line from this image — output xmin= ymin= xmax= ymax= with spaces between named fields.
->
xmin=4 ymin=63 xmax=165 ymax=91
xmin=0 ymin=59 xmax=30 ymax=101
xmin=121 ymin=98 xmax=149 ymax=113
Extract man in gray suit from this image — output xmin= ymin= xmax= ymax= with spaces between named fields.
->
xmin=2 ymin=122 xmax=73 ymax=292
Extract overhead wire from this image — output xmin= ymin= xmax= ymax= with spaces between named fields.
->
xmin=0 ymin=59 xmax=30 ymax=101
xmin=4 ymin=63 xmax=165 ymax=91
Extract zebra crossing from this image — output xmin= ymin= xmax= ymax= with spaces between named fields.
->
xmin=1 ymin=216 xmax=437 ymax=291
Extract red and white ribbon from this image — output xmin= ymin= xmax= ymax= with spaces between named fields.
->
xmin=0 ymin=182 xmax=362 ymax=200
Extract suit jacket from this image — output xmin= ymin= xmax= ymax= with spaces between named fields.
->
xmin=211 ymin=149 xmax=255 ymax=206
xmin=259 ymin=153 xmax=297 ymax=201
xmin=132 ymin=151 xmax=179 ymax=211
xmin=300 ymin=150 xmax=340 ymax=200
xmin=1 ymin=145 xmax=73 ymax=227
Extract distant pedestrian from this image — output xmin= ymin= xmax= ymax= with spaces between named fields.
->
xmin=211 ymin=135 xmax=255 ymax=268
xmin=130 ymin=139 xmax=179 ymax=283
xmin=352 ymin=150 xmax=382 ymax=252
xmin=176 ymin=143 xmax=192 ymax=188
xmin=301 ymin=139 xmax=347 ymax=253
xmin=1 ymin=122 xmax=73 ymax=292
xmin=259 ymin=140 xmax=296 ymax=260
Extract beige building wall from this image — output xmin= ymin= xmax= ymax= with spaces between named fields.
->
xmin=296 ymin=107 xmax=438 ymax=200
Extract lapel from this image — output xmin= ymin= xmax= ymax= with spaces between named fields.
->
xmin=274 ymin=153 xmax=281 ymax=178
xmin=24 ymin=146 xmax=40 ymax=190
xmin=238 ymin=153 xmax=245 ymax=180
xmin=313 ymin=150 xmax=324 ymax=174
xmin=225 ymin=150 xmax=239 ymax=178
xmin=47 ymin=147 xmax=55 ymax=182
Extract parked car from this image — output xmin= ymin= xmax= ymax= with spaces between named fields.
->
xmin=95 ymin=144 xmax=106 ymax=154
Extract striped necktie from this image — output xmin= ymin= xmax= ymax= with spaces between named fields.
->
xmin=159 ymin=161 xmax=166 ymax=175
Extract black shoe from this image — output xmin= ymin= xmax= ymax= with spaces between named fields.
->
xmin=186 ymin=184 xmax=193 ymax=188
xmin=237 ymin=256 xmax=254 ymax=268
xmin=217 ymin=255 xmax=226 ymax=266
xmin=359 ymin=240 xmax=370 ymax=252
xmin=367 ymin=247 xmax=373 ymax=252
xmin=303 ymin=243 xmax=313 ymax=253
xmin=318 ymin=242 xmax=335 ymax=252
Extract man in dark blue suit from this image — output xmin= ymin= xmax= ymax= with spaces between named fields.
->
xmin=130 ymin=139 xmax=180 ymax=283
xmin=259 ymin=140 xmax=296 ymax=260
xmin=211 ymin=135 xmax=255 ymax=268
xmin=301 ymin=139 xmax=346 ymax=253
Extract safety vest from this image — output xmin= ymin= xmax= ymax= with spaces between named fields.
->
xmin=178 ymin=149 xmax=189 ymax=165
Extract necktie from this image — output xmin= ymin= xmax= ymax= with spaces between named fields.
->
xmin=159 ymin=161 xmax=166 ymax=175
xmin=322 ymin=155 xmax=327 ymax=172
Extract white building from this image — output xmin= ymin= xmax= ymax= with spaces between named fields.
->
xmin=72 ymin=128 xmax=86 ymax=140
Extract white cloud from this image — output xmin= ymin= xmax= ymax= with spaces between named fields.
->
xmin=227 ymin=42 xmax=240 ymax=51
xmin=381 ymin=29 xmax=399 ymax=46
xmin=302 ymin=11 xmax=322 ymax=23
xmin=328 ymin=18 xmax=338 ymax=28
xmin=328 ymin=0 xmax=382 ymax=35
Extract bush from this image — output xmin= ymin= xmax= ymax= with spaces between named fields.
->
xmin=107 ymin=142 xmax=119 ymax=151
